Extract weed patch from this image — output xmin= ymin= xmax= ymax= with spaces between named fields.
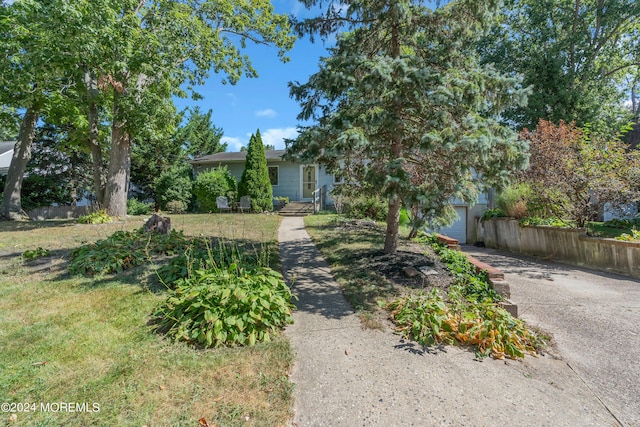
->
xmin=69 ymin=229 xmax=189 ymax=275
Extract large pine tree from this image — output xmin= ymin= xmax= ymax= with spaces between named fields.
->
xmin=238 ymin=130 xmax=273 ymax=212
xmin=287 ymin=0 xmax=529 ymax=254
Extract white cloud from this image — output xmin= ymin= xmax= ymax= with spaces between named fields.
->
xmin=255 ymin=108 xmax=278 ymax=118
xmin=226 ymin=92 xmax=238 ymax=106
xmin=221 ymin=128 xmax=298 ymax=151
xmin=221 ymin=136 xmax=247 ymax=152
xmin=261 ymin=127 xmax=299 ymax=150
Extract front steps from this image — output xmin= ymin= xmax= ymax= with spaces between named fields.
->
xmin=278 ymin=202 xmax=315 ymax=216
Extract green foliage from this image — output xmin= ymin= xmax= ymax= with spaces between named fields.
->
xmin=387 ymin=291 xmax=539 ymax=360
xmin=175 ymin=107 xmax=227 ymax=159
xmin=154 ymin=265 xmax=295 ymax=348
xmin=20 ymin=124 xmax=94 ymax=212
xmin=389 ymin=232 xmax=541 ymax=359
xmin=339 ymin=195 xmax=388 ymax=222
xmin=22 ymin=247 xmax=50 ymax=260
xmin=69 ymin=229 xmax=189 ymax=276
xmin=496 ymin=184 xmax=531 ymax=219
xmin=130 ymin=124 xmax=184 ymax=204
xmin=478 ymin=0 xmax=640 ymax=132
xmin=519 ymin=217 xmax=573 ymax=228
xmin=165 ymin=200 xmax=187 ymax=214
xmin=603 ymin=218 xmax=640 ymax=229
xmin=273 ymin=196 xmax=290 ymax=204
xmin=481 ymin=208 xmax=506 ymax=221
xmin=127 ymin=198 xmax=154 ymax=216
xmin=193 ymin=166 xmax=237 ymax=212
xmin=399 ymin=208 xmax=410 ymax=226
xmin=77 ymin=210 xmax=113 ymax=224
xmin=238 ymin=130 xmax=273 ymax=212
xmin=288 ymin=0 xmax=529 ymax=253
xmin=426 ymin=237 xmax=501 ymax=303
xmin=155 ymin=163 xmax=194 ymax=212
xmin=155 ymin=238 xmax=272 ymax=289
xmin=615 ymin=228 xmax=640 ymax=242
xmin=517 ymin=120 xmax=640 ymax=227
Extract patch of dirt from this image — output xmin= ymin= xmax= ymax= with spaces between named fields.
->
xmin=334 ymin=218 xmax=455 ymax=293
xmin=350 ymin=244 xmax=455 ymax=293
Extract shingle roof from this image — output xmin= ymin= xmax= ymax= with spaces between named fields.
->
xmin=191 ymin=149 xmax=286 ymax=165
xmin=0 ymin=141 xmax=15 ymax=157
xmin=0 ymin=141 xmax=16 ymax=173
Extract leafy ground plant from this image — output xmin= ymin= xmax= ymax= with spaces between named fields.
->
xmin=155 ymin=263 xmax=295 ymax=348
xmin=615 ymin=228 xmax=640 ymax=241
xmin=21 ymin=247 xmax=50 ymax=260
xmin=389 ymin=232 xmax=543 ymax=359
xmin=304 ymin=215 xmax=544 ymax=360
xmin=387 ymin=288 xmax=539 ymax=360
xmin=69 ymin=228 xmax=190 ymax=275
xmin=77 ymin=209 xmax=113 ymax=224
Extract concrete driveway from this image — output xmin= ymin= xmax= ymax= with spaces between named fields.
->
xmin=463 ymin=246 xmax=640 ymax=427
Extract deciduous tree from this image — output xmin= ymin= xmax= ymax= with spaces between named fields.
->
xmin=479 ymin=0 xmax=640 ymax=131
xmin=518 ymin=119 xmax=640 ymax=226
xmin=0 ymin=1 xmax=62 ymax=219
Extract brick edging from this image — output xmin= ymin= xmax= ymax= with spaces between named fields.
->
xmin=436 ymin=234 xmax=518 ymax=317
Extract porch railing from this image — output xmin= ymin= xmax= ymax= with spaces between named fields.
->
xmin=312 ymin=185 xmax=327 ymax=213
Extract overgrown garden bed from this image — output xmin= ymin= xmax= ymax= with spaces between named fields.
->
xmin=304 ymin=214 xmax=545 ymax=360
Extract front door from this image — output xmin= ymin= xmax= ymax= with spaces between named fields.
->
xmin=301 ymin=165 xmax=317 ymax=200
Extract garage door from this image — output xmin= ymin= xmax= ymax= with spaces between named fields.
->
xmin=438 ymin=206 xmax=467 ymax=244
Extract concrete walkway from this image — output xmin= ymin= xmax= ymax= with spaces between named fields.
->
xmin=279 ymin=217 xmax=621 ymax=427
xmin=464 ymin=246 xmax=640 ymax=427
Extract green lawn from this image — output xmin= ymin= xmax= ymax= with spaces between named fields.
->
xmin=0 ymin=214 xmax=293 ymax=427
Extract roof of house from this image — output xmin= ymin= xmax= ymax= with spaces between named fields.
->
xmin=0 ymin=141 xmax=15 ymax=156
xmin=0 ymin=141 xmax=16 ymax=174
xmin=191 ymin=149 xmax=287 ymax=165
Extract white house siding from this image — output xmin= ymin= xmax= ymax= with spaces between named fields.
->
xmin=270 ymin=161 xmax=300 ymax=200
xmin=317 ymin=166 xmax=336 ymax=205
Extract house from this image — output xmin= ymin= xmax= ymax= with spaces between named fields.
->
xmin=0 ymin=141 xmax=15 ymax=175
xmin=191 ymin=150 xmax=338 ymax=205
xmin=191 ymin=149 xmax=485 ymax=243
xmin=428 ymin=196 xmax=489 ymax=244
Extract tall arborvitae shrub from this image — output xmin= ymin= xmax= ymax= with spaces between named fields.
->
xmin=238 ymin=130 xmax=273 ymax=212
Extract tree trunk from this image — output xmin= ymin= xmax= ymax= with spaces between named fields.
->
xmin=103 ymin=117 xmax=131 ymax=217
xmin=0 ymin=108 xmax=39 ymax=220
xmin=84 ymin=69 xmax=105 ymax=206
xmin=384 ymin=196 xmax=401 ymax=254
xmin=383 ymin=5 xmax=403 ymax=255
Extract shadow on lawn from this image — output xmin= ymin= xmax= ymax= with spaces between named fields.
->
xmin=0 ymin=219 xmax=78 ymax=233
xmin=39 ymin=236 xmax=281 ymax=294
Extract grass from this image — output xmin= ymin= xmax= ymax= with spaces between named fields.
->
xmin=586 ymin=221 xmax=637 ymax=239
xmin=0 ymin=213 xmax=293 ymax=427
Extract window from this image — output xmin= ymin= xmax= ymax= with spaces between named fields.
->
xmin=268 ymin=166 xmax=279 ymax=186
xmin=333 ymin=174 xmax=343 ymax=184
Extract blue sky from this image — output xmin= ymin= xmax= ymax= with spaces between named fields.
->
xmin=173 ymin=1 xmax=331 ymax=152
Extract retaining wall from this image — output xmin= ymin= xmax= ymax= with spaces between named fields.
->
xmin=478 ymin=218 xmax=640 ymax=279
